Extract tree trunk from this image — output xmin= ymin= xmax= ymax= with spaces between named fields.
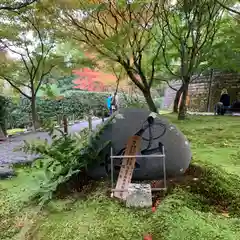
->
xmin=88 ymin=110 xmax=93 ymax=131
xmin=2 ymin=123 xmax=7 ymax=136
xmin=113 ymin=78 xmax=120 ymax=100
xmin=0 ymin=125 xmax=6 ymax=140
xmin=63 ymin=115 xmax=68 ymax=134
xmin=173 ymin=84 xmax=184 ymax=113
xmin=178 ymin=81 xmax=189 ymax=120
xmin=88 ymin=115 xmax=92 ymax=131
xmin=0 ymin=96 xmax=7 ymax=137
xmin=143 ymin=90 xmax=158 ymax=113
xmin=0 ymin=119 xmax=7 ymax=137
xmin=31 ymin=96 xmax=38 ymax=131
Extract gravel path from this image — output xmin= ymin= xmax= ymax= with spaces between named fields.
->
xmin=0 ymin=119 xmax=104 ymax=165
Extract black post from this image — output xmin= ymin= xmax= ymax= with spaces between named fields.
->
xmin=63 ymin=115 xmax=68 ymax=134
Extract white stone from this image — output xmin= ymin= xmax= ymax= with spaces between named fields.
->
xmin=126 ymin=183 xmax=152 ymax=208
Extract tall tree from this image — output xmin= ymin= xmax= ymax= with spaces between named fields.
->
xmin=156 ymin=0 xmax=223 ymax=119
xmin=0 ymin=8 xmax=90 ymax=130
xmin=45 ymin=0 xmax=165 ymax=113
xmin=0 ymin=9 xmax=57 ymax=130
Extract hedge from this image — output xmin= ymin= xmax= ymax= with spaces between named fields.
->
xmin=4 ymin=91 xmax=161 ymax=129
xmin=5 ymin=91 xmax=109 ymax=129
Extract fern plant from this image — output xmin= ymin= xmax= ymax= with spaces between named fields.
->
xmin=21 ymin=122 xmax=110 ymax=206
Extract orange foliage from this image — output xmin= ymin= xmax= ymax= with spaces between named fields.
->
xmin=72 ymin=68 xmax=117 ymax=92
xmin=72 ymin=50 xmax=130 ymax=92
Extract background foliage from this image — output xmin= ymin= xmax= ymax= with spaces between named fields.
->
xmin=4 ymin=89 xmax=163 ymax=129
xmin=5 ymin=91 xmax=109 ymax=129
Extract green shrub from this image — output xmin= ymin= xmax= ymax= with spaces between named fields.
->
xmin=119 ymin=92 xmax=162 ymax=110
xmin=119 ymin=92 xmax=147 ymax=108
xmin=20 ymin=121 xmax=111 ymax=206
xmin=5 ymin=91 xmax=109 ymax=129
xmin=6 ymin=90 xmax=159 ymax=129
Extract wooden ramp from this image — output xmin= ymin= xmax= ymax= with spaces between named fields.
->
xmin=114 ymin=135 xmax=141 ymax=200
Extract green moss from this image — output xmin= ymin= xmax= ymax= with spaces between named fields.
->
xmin=1 ymin=114 xmax=240 ymax=240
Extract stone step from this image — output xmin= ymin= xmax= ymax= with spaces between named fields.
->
xmin=126 ymin=183 xmax=152 ymax=208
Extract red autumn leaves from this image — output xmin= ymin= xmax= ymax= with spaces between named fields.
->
xmin=72 ymin=68 xmax=117 ymax=92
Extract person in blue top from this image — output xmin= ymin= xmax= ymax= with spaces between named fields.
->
xmin=106 ymin=95 xmax=112 ymax=115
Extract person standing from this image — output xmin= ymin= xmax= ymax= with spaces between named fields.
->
xmin=106 ymin=95 xmax=112 ymax=115
xmin=219 ymin=88 xmax=230 ymax=115
xmin=215 ymin=89 xmax=230 ymax=115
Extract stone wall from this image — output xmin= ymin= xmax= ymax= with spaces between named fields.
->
xmin=163 ymin=73 xmax=240 ymax=112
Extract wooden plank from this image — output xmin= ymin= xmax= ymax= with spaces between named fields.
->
xmin=114 ymin=135 xmax=141 ymax=200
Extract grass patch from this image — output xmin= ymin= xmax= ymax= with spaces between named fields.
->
xmin=1 ymin=114 xmax=240 ymax=239
xmin=0 ymin=169 xmax=43 ymax=239
xmin=167 ymin=114 xmax=240 ymax=173
xmin=159 ymin=109 xmax=172 ymax=115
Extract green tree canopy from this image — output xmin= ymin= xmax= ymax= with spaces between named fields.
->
xmin=0 ymin=6 xmax=93 ymax=130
